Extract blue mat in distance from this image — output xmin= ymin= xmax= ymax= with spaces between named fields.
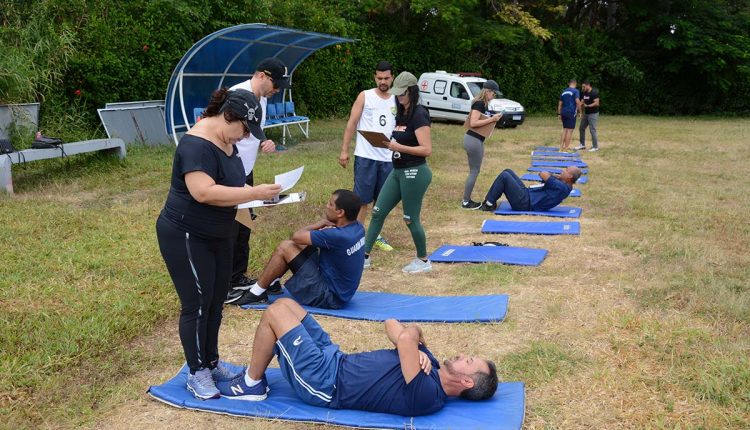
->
xmin=532 ymin=156 xmax=582 ymax=162
xmin=493 ymin=201 xmax=582 ymax=218
xmin=569 ymin=189 xmax=581 ymax=197
xmin=522 ymin=173 xmax=588 ymax=184
xmin=148 ymin=364 xmax=526 ymax=430
xmin=429 ymin=245 xmax=547 ymax=266
xmin=531 ymin=150 xmax=580 ymax=157
xmin=241 ymin=290 xmax=508 ymax=323
xmin=482 ymin=220 xmax=580 ymax=235
xmin=534 ymin=146 xmax=569 ymax=152
xmin=531 ymin=160 xmax=588 ymax=168
xmin=527 ymin=166 xmax=589 ymax=174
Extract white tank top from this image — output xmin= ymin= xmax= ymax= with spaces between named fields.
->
xmin=354 ymin=89 xmax=396 ymax=162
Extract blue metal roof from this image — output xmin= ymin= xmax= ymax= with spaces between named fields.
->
xmin=165 ymin=24 xmax=354 ymax=144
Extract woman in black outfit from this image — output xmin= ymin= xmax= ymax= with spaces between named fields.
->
xmin=155 ymin=88 xmax=281 ymax=400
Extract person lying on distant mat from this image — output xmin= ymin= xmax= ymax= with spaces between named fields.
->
xmin=480 ymin=166 xmax=581 ymax=212
xmin=226 ymin=189 xmax=366 ymax=309
xmin=214 ymin=298 xmax=498 ymax=416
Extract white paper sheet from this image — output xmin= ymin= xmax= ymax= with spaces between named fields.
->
xmin=275 ymin=166 xmax=304 ymax=193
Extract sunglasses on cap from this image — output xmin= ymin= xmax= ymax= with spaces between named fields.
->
xmin=262 ymin=70 xmax=280 ymax=90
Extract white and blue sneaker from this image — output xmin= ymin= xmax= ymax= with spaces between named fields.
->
xmin=186 ymin=368 xmax=220 ymax=400
xmin=402 ymin=258 xmax=432 ymax=274
xmin=216 ymin=373 xmax=269 ymax=401
xmin=211 ymin=361 xmax=245 ymax=382
xmin=363 ymin=255 xmax=371 ymax=269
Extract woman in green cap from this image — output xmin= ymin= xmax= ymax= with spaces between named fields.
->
xmin=362 ymin=71 xmax=434 ymax=273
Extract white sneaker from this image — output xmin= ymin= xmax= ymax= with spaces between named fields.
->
xmin=588 ymin=147 xmax=599 ymax=152
xmin=363 ymin=256 xmax=371 ymax=269
xmin=574 ymin=144 xmax=585 ymax=150
xmin=402 ymin=258 xmax=432 ymax=274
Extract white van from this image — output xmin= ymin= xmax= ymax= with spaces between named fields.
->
xmin=417 ymin=71 xmax=525 ymax=128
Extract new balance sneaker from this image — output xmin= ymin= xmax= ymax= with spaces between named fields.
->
xmin=211 ymin=361 xmax=245 ymax=382
xmin=233 ymin=290 xmax=268 ymax=306
xmin=574 ymin=144 xmax=586 ymax=150
xmin=230 ymin=274 xmax=257 ymax=291
xmin=588 ymin=147 xmax=599 ymax=152
xmin=373 ymin=235 xmax=394 ymax=251
xmin=224 ymin=288 xmax=246 ymax=304
xmin=479 ymin=202 xmax=497 ymax=212
xmin=461 ymin=200 xmax=482 ymax=210
xmin=402 ymin=258 xmax=432 ymax=274
xmin=363 ymin=255 xmax=371 ymax=269
xmin=216 ymin=373 xmax=268 ymax=401
xmin=187 ymin=368 xmax=220 ymax=400
xmin=267 ymin=279 xmax=283 ymax=295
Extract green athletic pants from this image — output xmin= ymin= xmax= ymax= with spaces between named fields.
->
xmin=365 ymin=163 xmax=432 ymax=257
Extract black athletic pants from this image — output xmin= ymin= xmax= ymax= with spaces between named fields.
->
xmin=156 ymin=214 xmax=232 ymax=373
xmin=231 ymin=171 xmax=253 ymax=282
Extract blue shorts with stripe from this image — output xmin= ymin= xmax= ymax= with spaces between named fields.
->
xmin=354 ymin=156 xmax=393 ymax=204
xmin=274 ymin=314 xmax=343 ymax=407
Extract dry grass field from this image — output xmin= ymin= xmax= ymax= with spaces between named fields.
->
xmin=1 ymin=116 xmax=748 ymax=429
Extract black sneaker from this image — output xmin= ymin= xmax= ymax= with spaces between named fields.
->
xmin=479 ymin=202 xmax=497 ymax=212
xmin=224 ymin=288 xmax=246 ymax=304
xmin=232 ymin=290 xmax=268 ymax=306
xmin=267 ymin=279 xmax=283 ymax=295
xmin=461 ymin=200 xmax=482 ymax=210
xmin=231 ymin=274 xmax=257 ymax=291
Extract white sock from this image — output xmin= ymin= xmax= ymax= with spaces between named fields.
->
xmin=244 ymin=370 xmax=261 ymax=387
xmin=249 ymin=282 xmax=266 ymax=296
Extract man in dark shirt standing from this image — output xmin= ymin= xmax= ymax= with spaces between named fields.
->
xmin=480 ymin=166 xmax=581 ymax=212
xmin=576 ymin=80 xmax=600 ymax=152
xmin=216 ymin=298 xmax=498 ymax=416
xmin=558 ymin=79 xmax=581 ymax=152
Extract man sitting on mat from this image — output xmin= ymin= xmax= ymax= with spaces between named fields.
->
xmin=215 ymin=298 xmax=498 ymax=416
xmin=480 ymin=166 xmax=581 ymax=212
xmin=228 ymin=189 xmax=365 ymax=309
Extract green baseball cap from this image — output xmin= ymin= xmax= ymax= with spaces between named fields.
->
xmin=388 ymin=72 xmax=418 ymax=96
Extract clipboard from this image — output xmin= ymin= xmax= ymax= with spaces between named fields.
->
xmin=463 ymin=113 xmax=497 ymax=139
xmin=357 ymin=130 xmax=390 ymax=148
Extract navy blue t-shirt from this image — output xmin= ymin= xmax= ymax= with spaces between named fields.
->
xmin=392 ymin=104 xmax=431 ymax=169
xmin=310 ymin=222 xmax=366 ymax=304
xmin=559 ymin=87 xmax=580 ymax=117
xmin=529 ymin=175 xmax=572 ymax=211
xmin=331 ymin=346 xmax=447 ymax=416
xmin=161 ymin=134 xmax=245 ymax=239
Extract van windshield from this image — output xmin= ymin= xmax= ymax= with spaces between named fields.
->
xmin=467 ymin=82 xmax=483 ymax=97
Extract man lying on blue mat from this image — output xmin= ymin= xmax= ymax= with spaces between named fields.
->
xmin=215 ymin=298 xmax=498 ymax=416
xmin=227 ymin=189 xmax=366 ymax=309
xmin=480 ymin=167 xmax=581 ymax=212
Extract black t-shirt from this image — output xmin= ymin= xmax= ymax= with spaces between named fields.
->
xmin=161 ymin=134 xmax=246 ymax=239
xmin=580 ymin=88 xmax=600 ymax=114
xmin=392 ymin=104 xmax=431 ymax=168
xmin=471 ymin=100 xmax=489 ymax=115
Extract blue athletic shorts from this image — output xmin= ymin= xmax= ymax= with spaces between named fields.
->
xmin=353 ymin=156 xmax=393 ymax=204
xmin=274 ymin=316 xmax=343 ymax=407
xmin=285 ymin=247 xmax=344 ymax=309
xmin=561 ymin=114 xmax=576 ymax=129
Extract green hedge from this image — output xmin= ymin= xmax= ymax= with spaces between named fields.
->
xmin=1 ymin=0 xmax=748 ymax=139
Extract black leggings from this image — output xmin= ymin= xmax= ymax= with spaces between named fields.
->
xmin=156 ymin=214 xmax=232 ymax=373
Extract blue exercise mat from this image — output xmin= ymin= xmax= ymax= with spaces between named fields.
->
xmin=531 ymin=160 xmax=588 ymax=168
xmin=534 ymin=146 xmax=568 ymax=152
xmin=493 ymin=201 xmax=582 ymax=218
xmin=429 ymin=245 xmax=547 ymax=266
xmin=531 ymin=150 xmax=580 ymax=157
xmin=522 ymin=173 xmax=588 ymax=184
xmin=241 ymin=291 xmax=508 ymax=323
xmin=532 ymin=156 xmax=582 ymax=162
xmin=148 ymin=364 xmax=526 ymax=430
xmin=482 ymin=220 xmax=580 ymax=235
xmin=569 ymin=189 xmax=581 ymax=197
xmin=527 ymin=166 xmax=589 ymax=174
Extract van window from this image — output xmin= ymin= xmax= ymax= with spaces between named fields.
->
xmin=450 ymin=83 xmax=470 ymax=100
xmin=433 ymin=80 xmax=447 ymax=95
xmin=467 ymin=82 xmax=483 ymax=97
